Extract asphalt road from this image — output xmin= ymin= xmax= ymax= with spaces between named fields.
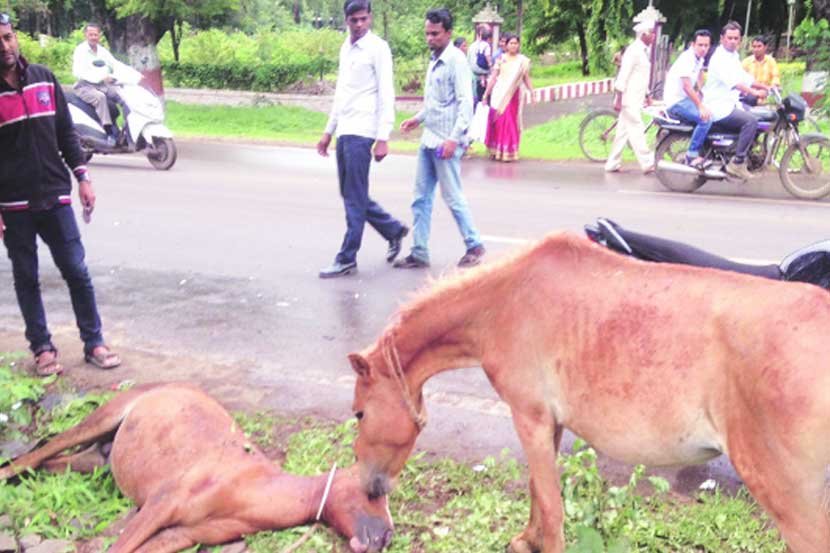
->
xmin=2 ymin=140 xmax=829 ymax=493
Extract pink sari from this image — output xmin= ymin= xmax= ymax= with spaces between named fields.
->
xmin=485 ymin=55 xmax=529 ymax=162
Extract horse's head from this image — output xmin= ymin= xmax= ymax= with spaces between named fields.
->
xmin=324 ymin=465 xmax=394 ymax=552
xmin=349 ymin=342 xmax=426 ymax=499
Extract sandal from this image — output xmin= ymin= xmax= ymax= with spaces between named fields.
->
xmin=34 ymin=349 xmax=64 ymax=377
xmin=85 ymin=346 xmax=122 ymax=370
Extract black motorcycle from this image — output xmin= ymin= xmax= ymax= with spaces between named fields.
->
xmin=654 ymin=89 xmax=830 ymax=200
xmin=584 ymin=218 xmax=830 ymax=290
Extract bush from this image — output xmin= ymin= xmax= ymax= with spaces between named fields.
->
xmin=163 ymin=59 xmax=336 ymax=91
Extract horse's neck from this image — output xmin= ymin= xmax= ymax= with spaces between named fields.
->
xmin=393 ymin=276 xmax=498 ymax=387
xmin=247 ymin=468 xmax=326 ymax=528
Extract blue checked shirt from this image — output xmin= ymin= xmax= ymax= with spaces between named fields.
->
xmin=415 ymin=44 xmax=473 ymax=148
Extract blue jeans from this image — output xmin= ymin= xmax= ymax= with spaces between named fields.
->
xmin=2 ymin=204 xmax=104 ymax=355
xmin=334 ymin=135 xmax=406 ymax=265
xmin=667 ymin=98 xmax=714 ymax=158
xmin=410 ymin=145 xmax=482 ymax=262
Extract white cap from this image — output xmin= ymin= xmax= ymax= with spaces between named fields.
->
xmin=633 ymin=20 xmax=655 ymax=35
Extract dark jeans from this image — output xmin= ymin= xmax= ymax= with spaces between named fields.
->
xmin=335 ymin=135 xmax=405 ymax=265
xmin=2 ymin=204 xmax=104 ymax=355
xmin=716 ymin=108 xmax=758 ymax=163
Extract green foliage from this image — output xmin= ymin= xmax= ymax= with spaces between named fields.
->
xmin=163 ymin=58 xmax=335 ymax=91
xmin=793 ymin=17 xmax=830 ymax=70
xmin=35 ymin=391 xmax=114 ymax=440
xmin=0 ymin=467 xmax=132 ymax=540
xmin=0 ymin=353 xmax=55 ymax=453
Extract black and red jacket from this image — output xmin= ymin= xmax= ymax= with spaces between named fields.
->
xmin=1 ymin=56 xmax=88 ymax=212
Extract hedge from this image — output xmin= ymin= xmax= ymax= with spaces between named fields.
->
xmin=162 ymin=59 xmax=337 ymax=92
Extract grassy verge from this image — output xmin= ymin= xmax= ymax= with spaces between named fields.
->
xmin=0 ymin=354 xmax=787 ymax=552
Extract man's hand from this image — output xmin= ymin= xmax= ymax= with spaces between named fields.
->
xmin=400 ymin=118 xmax=420 ymax=133
xmin=317 ymin=133 xmax=332 ymax=157
xmin=0 ymin=212 xmax=4 ymax=240
xmin=103 ymin=75 xmax=115 ymax=85
xmin=699 ymin=105 xmax=712 ymax=122
xmin=78 ymin=179 xmax=96 ymax=214
xmin=440 ymin=139 xmax=457 ymax=160
xmin=373 ymin=140 xmax=389 ymax=162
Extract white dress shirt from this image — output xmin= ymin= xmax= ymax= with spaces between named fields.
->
xmin=615 ymin=38 xmax=651 ymax=108
xmin=702 ymin=45 xmax=754 ymax=121
xmin=663 ymin=48 xmax=704 ymax=108
xmin=72 ymin=41 xmax=119 ymax=84
xmin=325 ymin=31 xmax=395 ymax=141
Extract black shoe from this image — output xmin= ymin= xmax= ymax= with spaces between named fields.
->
xmin=387 ymin=226 xmax=409 ymax=263
xmin=393 ymin=254 xmax=429 ymax=269
xmin=458 ymin=246 xmax=485 ymax=268
xmin=319 ymin=261 xmax=357 ymax=279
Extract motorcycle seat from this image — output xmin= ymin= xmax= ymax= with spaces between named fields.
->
xmin=749 ymin=107 xmax=778 ymax=122
xmin=65 ymin=91 xmax=120 ymax=127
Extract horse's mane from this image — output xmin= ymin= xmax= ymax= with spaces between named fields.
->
xmin=383 ymin=231 xmax=586 ymax=337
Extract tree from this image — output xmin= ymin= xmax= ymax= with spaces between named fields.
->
xmin=525 ymin=0 xmax=593 ymax=74
xmin=84 ymin=0 xmax=236 ymax=95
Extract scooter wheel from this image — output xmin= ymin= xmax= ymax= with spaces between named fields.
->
xmin=147 ymin=138 xmax=177 ymax=171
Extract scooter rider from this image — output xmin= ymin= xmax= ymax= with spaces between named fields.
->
xmin=664 ymin=30 xmax=712 ymax=168
xmin=72 ymin=23 xmax=124 ymax=145
xmin=701 ymin=21 xmax=771 ymax=181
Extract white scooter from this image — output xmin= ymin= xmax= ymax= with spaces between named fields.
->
xmin=66 ymin=62 xmax=177 ymax=170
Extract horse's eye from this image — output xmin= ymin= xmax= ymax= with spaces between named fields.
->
xmin=355 ymin=411 xmax=364 ymax=421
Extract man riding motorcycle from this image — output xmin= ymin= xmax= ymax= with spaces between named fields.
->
xmin=72 ymin=23 xmax=129 ymax=145
xmin=701 ymin=21 xmax=771 ymax=180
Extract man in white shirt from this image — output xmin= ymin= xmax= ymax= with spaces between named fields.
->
xmin=701 ymin=21 xmax=771 ymax=180
xmin=317 ymin=0 xmax=408 ymax=279
xmin=605 ymin=20 xmax=656 ymax=174
xmin=73 ymin=24 xmax=124 ymax=144
xmin=664 ymin=30 xmax=712 ymax=167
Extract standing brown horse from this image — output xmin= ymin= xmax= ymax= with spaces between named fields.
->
xmin=1 ymin=382 xmax=392 ymax=553
xmin=349 ymin=232 xmax=830 ymax=553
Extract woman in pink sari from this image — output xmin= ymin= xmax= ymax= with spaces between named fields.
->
xmin=482 ymin=34 xmax=534 ymax=162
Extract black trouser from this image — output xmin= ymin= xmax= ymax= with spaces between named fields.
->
xmin=334 ymin=135 xmax=405 ymax=265
xmin=716 ymin=108 xmax=759 ymax=163
xmin=2 ymin=204 xmax=104 ymax=355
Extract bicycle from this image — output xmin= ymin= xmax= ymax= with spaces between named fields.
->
xmin=578 ymin=104 xmax=664 ymax=162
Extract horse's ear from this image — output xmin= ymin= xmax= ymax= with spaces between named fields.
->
xmin=348 ymin=353 xmax=372 ymax=378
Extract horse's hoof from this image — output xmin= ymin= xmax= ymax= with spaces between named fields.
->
xmin=506 ymin=537 xmax=537 ymax=553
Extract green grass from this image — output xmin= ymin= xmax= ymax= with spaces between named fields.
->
xmin=0 ymin=355 xmax=790 ymax=552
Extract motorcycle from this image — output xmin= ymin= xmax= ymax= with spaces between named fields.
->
xmin=66 ymin=62 xmax=177 ymax=170
xmin=584 ymin=217 xmax=830 ymax=290
xmin=654 ymin=89 xmax=830 ymax=200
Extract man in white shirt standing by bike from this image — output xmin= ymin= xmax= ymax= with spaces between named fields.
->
xmin=701 ymin=21 xmax=771 ymax=180
xmin=72 ymin=23 xmax=122 ymax=145
xmin=605 ymin=19 xmax=656 ymax=174
xmin=664 ymin=29 xmax=713 ymax=168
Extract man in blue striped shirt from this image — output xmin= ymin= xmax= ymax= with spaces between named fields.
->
xmin=394 ymin=8 xmax=485 ymax=269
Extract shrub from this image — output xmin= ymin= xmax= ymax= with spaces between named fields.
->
xmin=163 ymin=58 xmax=336 ymax=91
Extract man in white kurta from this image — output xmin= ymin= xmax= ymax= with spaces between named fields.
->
xmin=605 ymin=20 xmax=656 ymax=173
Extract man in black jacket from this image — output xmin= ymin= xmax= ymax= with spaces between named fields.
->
xmin=1 ymin=14 xmax=120 ymax=375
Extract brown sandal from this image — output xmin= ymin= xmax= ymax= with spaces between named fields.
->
xmin=34 ymin=349 xmax=64 ymax=377
xmin=85 ymin=346 xmax=121 ymax=370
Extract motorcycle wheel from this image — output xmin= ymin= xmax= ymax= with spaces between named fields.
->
xmin=654 ymin=133 xmax=705 ymax=193
xmin=779 ymin=135 xmax=830 ymax=200
xmin=147 ymin=137 xmax=177 ymax=171
xmin=578 ymin=108 xmax=618 ymax=162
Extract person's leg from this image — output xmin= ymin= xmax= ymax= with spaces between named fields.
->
xmin=604 ymin=111 xmax=630 ymax=172
xmin=668 ymin=99 xmax=714 ymax=159
xmin=621 ymin=105 xmax=653 ymax=171
xmin=2 ymin=210 xmax=54 ymax=354
xmin=74 ymin=83 xmax=112 ymax=127
xmin=718 ymin=108 xmax=758 ymax=179
xmin=363 ymin=141 xmax=406 ymax=242
xmin=334 ymin=135 xmax=373 ymax=265
xmin=434 ymin=148 xmax=483 ymax=252
xmin=38 ymin=205 xmax=104 ymax=355
xmin=409 ymin=146 xmax=438 ymax=263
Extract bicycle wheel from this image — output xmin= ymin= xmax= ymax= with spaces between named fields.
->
xmin=779 ymin=135 xmax=830 ymax=200
xmin=654 ymin=133 xmax=705 ymax=193
xmin=579 ymin=108 xmax=618 ymax=162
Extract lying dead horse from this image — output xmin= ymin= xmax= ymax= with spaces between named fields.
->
xmin=0 ymin=382 xmax=393 ymax=553
xmin=348 ymin=231 xmax=830 ymax=553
